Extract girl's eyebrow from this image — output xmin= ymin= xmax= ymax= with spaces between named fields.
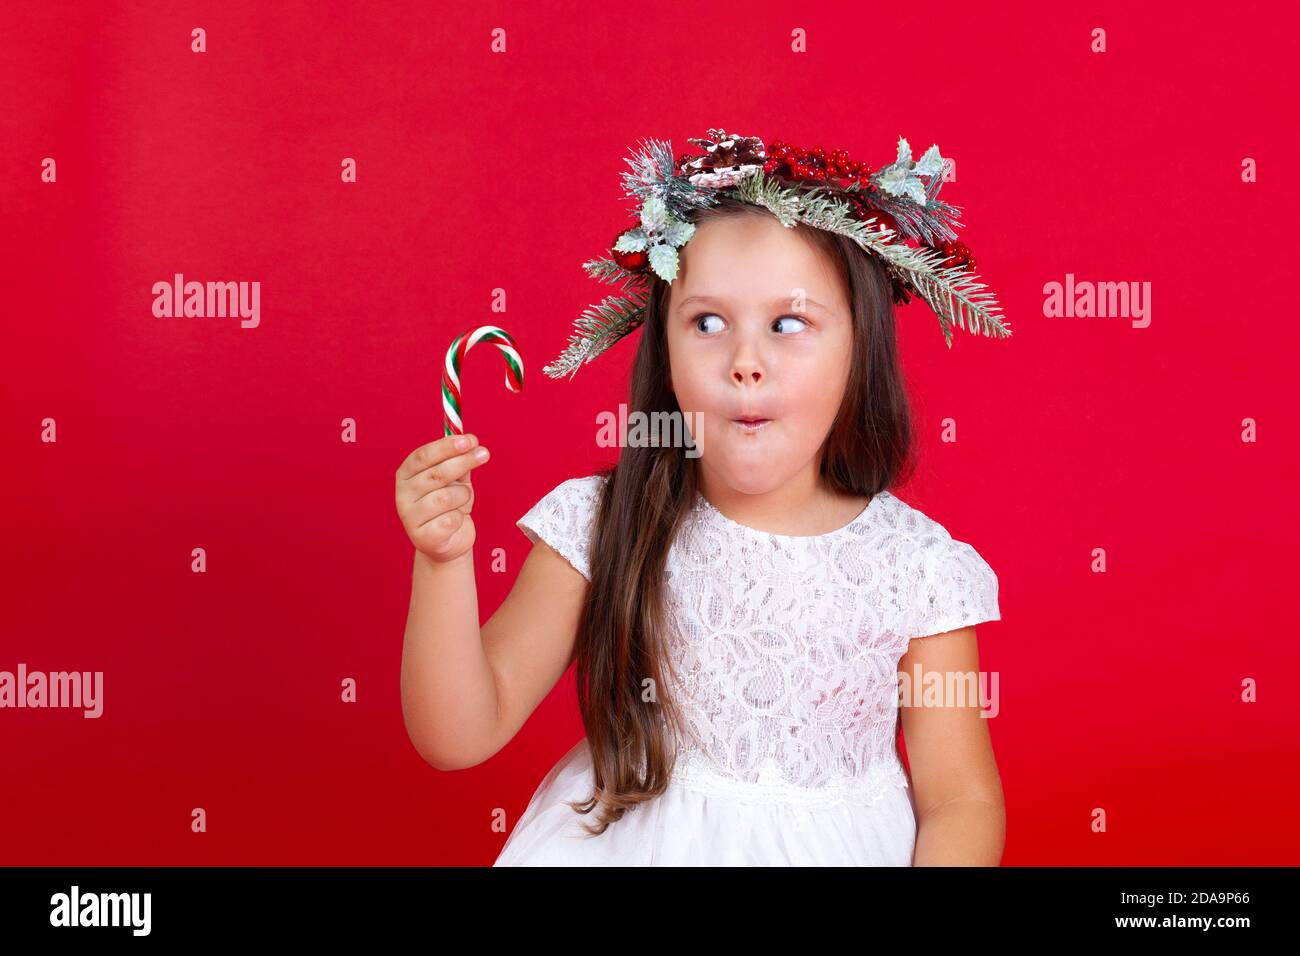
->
xmin=676 ymin=293 xmax=833 ymax=314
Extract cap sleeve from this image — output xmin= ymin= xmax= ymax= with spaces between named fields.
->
xmin=909 ymin=532 xmax=1001 ymax=639
xmin=516 ymin=476 xmax=604 ymax=582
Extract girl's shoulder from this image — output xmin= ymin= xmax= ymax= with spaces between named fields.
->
xmin=524 ymin=472 xmax=608 ymax=508
xmin=515 ymin=474 xmax=607 ymax=582
xmin=874 ymin=489 xmax=971 ymax=543
xmin=874 ymin=491 xmax=1002 ymax=638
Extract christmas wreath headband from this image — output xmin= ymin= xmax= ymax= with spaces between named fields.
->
xmin=542 ymin=127 xmax=1012 ymax=380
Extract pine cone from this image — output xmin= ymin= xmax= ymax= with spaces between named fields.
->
xmin=681 ymin=128 xmax=766 ymax=187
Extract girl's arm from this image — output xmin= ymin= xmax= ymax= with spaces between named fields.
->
xmin=396 ymin=434 xmax=588 ymax=771
xmin=400 ymin=540 xmax=587 ymax=770
xmin=898 ymin=626 xmax=1007 ymax=866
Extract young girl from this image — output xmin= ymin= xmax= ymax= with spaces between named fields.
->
xmin=396 ymin=129 xmax=1011 ymax=866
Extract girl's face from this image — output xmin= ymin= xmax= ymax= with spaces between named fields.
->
xmin=665 ymin=212 xmax=854 ymax=499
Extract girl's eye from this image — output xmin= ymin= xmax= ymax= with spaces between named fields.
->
xmin=693 ymin=314 xmax=809 ymax=334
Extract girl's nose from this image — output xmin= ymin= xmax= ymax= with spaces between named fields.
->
xmin=730 ymin=346 xmax=764 ymax=384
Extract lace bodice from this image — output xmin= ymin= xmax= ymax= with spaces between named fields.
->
xmin=516 ymin=474 xmax=1000 ymax=801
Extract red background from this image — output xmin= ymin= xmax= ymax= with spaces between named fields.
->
xmin=2 ymin=1 xmax=1296 ymax=865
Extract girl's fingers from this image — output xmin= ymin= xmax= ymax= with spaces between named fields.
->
xmin=395 ymin=433 xmax=478 ymax=482
xmin=409 ymin=479 xmax=473 ymax=520
xmin=408 ymin=486 xmax=475 ymax=530
xmin=410 ymin=445 xmax=490 ymax=497
xmin=414 ymin=504 xmax=467 ymax=537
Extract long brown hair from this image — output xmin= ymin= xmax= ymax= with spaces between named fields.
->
xmin=566 ymin=194 xmax=917 ymax=834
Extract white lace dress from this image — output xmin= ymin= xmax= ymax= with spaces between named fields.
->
xmin=493 ymin=474 xmax=1000 ymax=866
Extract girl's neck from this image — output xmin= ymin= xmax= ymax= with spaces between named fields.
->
xmin=696 ymin=469 xmax=870 ymax=537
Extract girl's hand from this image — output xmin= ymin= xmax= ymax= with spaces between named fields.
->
xmin=395 ymin=433 xmax=491 ymax=563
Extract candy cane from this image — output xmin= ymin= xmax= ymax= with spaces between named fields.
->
xmin=442 ymin=325 xmax=524 ymax=437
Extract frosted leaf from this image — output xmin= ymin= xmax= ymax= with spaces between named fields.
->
xmin=649 ymin=243 xmax=679 ymax=282
xmin=615 ymin=229 xmax=649 ymax=252
xmin=663 ymin=218 xmax=695 ymax=247
xmin=640 ymin=196 xmax=668 ymax=232
xmin=913 ymin=144 xmax=945 ymax=178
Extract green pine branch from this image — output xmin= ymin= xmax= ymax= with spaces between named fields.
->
xmin=542 ymin=287 xmax=650 ymax=380
xmin=582 ymin=256 xmax=654 ymax=293
xmin=914 ymin=268 xmax=1010 ymax=345
xmin=731 ymin=170 xmax=1011 ymax=345
xmin=620 ymin=138 xmax=719 ymax=217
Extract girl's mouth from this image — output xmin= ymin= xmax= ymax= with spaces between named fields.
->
xmin=732 ymin=418 xmax=772 ymax=432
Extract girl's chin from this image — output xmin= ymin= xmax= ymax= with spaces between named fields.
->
xmin=711 ymin=439 xmax=786 ymax=473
